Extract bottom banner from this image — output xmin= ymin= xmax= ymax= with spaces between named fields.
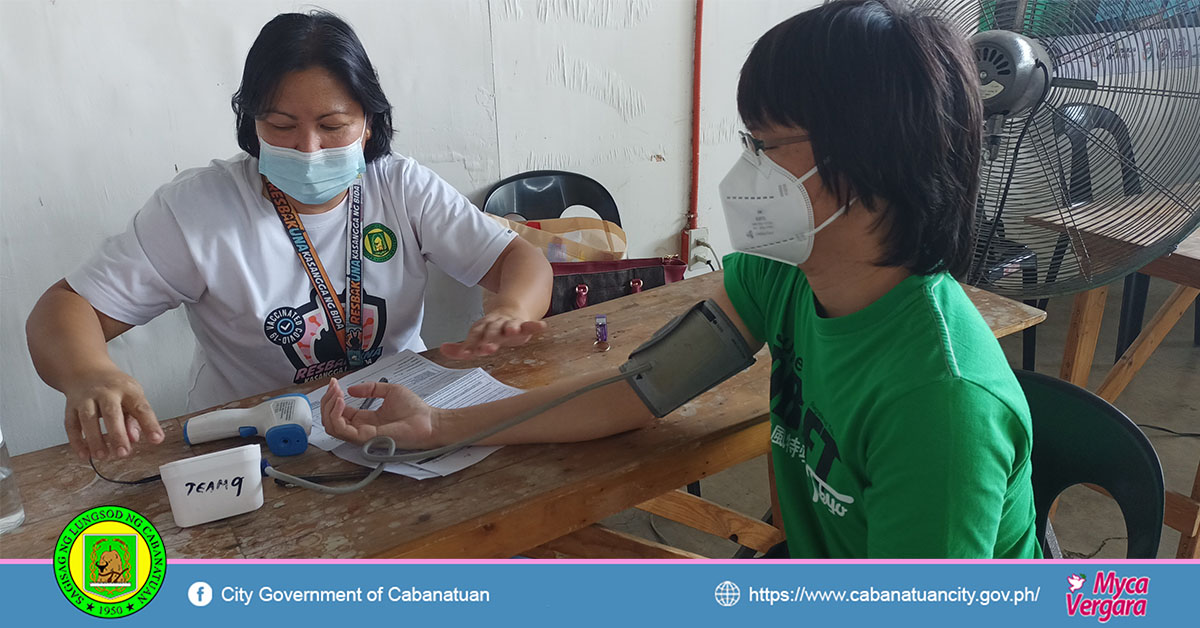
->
xmin=0 ymin=560 xmax=1194 ymax=626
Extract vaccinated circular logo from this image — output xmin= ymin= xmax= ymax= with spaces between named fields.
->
xmin=54 ymin=506 xmax=166 ymax=618
xmin=714 ymin=580 xmax=740 ymax=607
xmin=264 ymin=306 xmax=306 ymax=346
xmin=363 ymin=222 xmax=397 ymax=262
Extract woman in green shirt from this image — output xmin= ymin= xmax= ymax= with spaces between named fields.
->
xmin=318 ymin=0 xmax=1040 ymax=559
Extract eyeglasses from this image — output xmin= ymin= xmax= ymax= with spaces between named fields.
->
xmin=739 ymin=130 xmax=810 ymax=154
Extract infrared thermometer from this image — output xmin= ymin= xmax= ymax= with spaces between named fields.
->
xmin=183 ymin=394 xmax=312 ymax=456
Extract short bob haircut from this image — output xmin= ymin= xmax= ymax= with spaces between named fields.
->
xmin=738 ymin=0 xmax=982 ymax=277
xmin=232 ymin=11 xmax=394 ymax=162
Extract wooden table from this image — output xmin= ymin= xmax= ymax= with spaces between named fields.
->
xmin=1055 ymin=226 xmax=1200 ymax=559
xmin=0 ymin=272 xmax=1045 ymax=559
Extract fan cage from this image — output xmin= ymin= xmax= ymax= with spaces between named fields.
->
xmin=925 ymin=0 xmax=1200 ymax=299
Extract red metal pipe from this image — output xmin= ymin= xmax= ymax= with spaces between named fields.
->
xmin=681 ymin=0 xmax=704 ymax=260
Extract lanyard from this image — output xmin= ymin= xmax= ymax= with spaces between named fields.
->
xmin=265 ymin=178 xmax=365 ymax=368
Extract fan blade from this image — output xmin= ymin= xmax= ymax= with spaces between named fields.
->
xmin=1011 ymin=0 xmax=1028 ymax=31
xmin=971 ymin=0 xmax=1023 ymax=34
xmin=1051 ymin=78 xmax=1200 ymax=101
xmin=974 ymin=0 xmax=992 ymax=33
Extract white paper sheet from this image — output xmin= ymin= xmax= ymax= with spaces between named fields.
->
xmin=304 ymin=351 xmax=523 ymax=480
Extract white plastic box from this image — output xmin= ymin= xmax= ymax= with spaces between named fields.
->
xmin=159 ymin=444 xmax=265 ymax=527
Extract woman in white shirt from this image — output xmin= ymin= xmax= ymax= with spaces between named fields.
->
xmin=26 ymin=11 xmax=552 ymax=463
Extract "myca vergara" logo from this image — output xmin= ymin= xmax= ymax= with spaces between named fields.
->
xmin=54 ymin=506 xmax=166 ymax=618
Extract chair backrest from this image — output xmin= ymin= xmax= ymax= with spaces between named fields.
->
xmin=1016 ymin=370 xmax=1164 ymax=558
xmin=1052 ymin=103 xmax=1142 ymax=205
xmin=482 ymin=170 xmax=621 ymax=227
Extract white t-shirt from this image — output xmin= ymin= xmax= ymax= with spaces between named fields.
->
xmin=67 ymin=153 xmax=515 ymax=411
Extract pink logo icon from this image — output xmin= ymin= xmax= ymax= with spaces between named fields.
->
xmin=1067 ymin=574 xmax=1086 ymax=593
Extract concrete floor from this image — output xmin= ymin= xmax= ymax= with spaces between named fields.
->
xmin=602 ymin=277 xmax=1200 ymax=559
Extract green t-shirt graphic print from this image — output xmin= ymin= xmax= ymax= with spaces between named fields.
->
xmin=723 ymin=253 xmax=1040 ymax=558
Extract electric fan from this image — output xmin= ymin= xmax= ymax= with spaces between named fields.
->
xmin=924 ymin=0 xmax=1200 ymax=300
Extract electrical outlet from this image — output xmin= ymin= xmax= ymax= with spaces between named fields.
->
xmin=686 ymin=227 xmax=711 ymax=267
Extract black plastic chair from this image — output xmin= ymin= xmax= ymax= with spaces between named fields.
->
xmin=738 ymin=371 xmax=1166 ymax=559
xmin=1017 ymin=369 xmax=1165 ymax=558
xmin=482 ymin=170 xmax=621 ymax=227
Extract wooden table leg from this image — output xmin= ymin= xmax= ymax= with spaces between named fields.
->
xmin=1176 ymin=464 xmax=1200 ymax=559
xmin=1060 ymin=286 xmax=1109 ymax=388
xmin=1096 ymin=285 xmax=1200 ymax=403
xmin=528 ymin=524 xmax=706 ymax=559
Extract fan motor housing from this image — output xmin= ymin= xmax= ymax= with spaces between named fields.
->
xmin=972 ymin=30 xmax=1053 ymax=116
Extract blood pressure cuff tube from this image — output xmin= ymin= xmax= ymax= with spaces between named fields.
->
xmin=619 ymin=299 xmax=757 ymax=418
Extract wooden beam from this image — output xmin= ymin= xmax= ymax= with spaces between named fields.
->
xmin=1141 ymin=232 xmax=1200 ymax=290
xmin=1165 ymin=491 xmax=1200 ymax=539
xmin=1173 ymin=461 xmax=1200 ymax=559
xmin=1096 ymin=285 xmax=1200 ymax=402
xmin=1059 ymin=287 xmax=1109 ymax=387
xmin=530 ymin=524 xmax=705 ymax=559
xmin=636 ymin=490 xmax=784 ymax=555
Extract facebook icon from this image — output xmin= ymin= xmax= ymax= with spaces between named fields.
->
xmin=188 ymin=581 xmax=213 ymax=607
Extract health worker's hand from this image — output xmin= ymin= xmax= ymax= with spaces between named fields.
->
xmin=439 ymin=309 xmax=547 ymax=359
xmin=62 ymin=368 xmax=165 ymax=461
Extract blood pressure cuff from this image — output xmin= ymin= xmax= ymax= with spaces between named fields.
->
xmin=620 ymin=299 xmax=757 ymax=417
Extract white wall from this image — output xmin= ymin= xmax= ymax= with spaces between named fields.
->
xmin=0 ymin=0 xmax=819 ymax=454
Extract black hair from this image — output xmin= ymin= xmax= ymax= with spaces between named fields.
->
xmin=737 ymin=0 xmax=982 ymax=277
xmin=232 ymin=11 xmax=393 ymax=162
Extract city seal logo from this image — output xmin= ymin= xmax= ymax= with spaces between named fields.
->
xmin=88 ymin=535 xmax=135 ymax=590
xmin=54 ymin=506 xmax=166 ymax=618
xmin=363 ymin=222 xmax=397 ymax=262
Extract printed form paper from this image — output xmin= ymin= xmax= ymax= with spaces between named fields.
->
xmin=305 ymin=351 xmax=523 ymax=480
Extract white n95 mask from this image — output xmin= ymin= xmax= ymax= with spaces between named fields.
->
xmin=719 ymin=150 xmax=846 ymax=266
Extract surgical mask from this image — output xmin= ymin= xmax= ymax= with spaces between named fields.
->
xmin=258 ymin=126 xmax=367 ymax=205
xmin=719 ymin=150 xmax=847 ymax=266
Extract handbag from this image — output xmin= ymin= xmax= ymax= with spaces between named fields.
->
xmin=484 ymin=214 xmax=627 ymax=262
xmin=548 ymin=257 xmax=686 ymax=315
